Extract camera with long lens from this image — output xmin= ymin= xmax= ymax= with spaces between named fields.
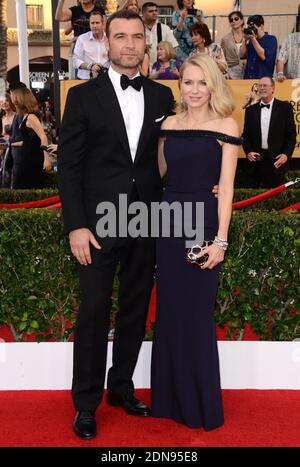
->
xmin=243 ymin=23 xmax=258 ymax=36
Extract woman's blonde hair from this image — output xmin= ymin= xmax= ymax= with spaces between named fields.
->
xmin=177 ymin=54 xmax=235 ymax=117
xmin=157 ymin=41 xmax=176 ymax=60
xmin=119 ymin=0 xmax=140 ymax=12
xmin=11 ymin=88 xmax=40 ymax=116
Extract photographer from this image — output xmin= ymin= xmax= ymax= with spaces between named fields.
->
xmin=240 ymin=15 xmax=277 ymax=79
xmin=73 ymin=11 xmax=109 ymax=80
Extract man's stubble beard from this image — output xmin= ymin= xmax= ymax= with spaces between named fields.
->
xmin=110 ymin=55 xmax=144 ymax=70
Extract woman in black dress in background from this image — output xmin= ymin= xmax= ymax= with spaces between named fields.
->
xmin=10 ymin=88 xmax=51 ymax=189
xmin=151 ymin=54 xmax=242 ymax=430
xmin=0 ymin=93 xmax=16 ymax=188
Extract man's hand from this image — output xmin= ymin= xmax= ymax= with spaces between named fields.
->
xmin=247 ymin=152 xmax=260 ymax=162
xmin=277 ymin=73 xmax=286 ymax=83
xmin=244 ymin=32 xmax=255 ymax=42
xmin=47 ymin=143 xmax=58 ymax=155
xmin=69 ymin=228 xmax=101 ymax=266
xmin=274 ymin=154 xmax=288 ymax=168
xmin=91 ymin=64 xmax=102 ymax=74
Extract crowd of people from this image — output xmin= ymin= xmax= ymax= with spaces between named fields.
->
xmin=54 ymin=0 xmax=300 ymax=82
xmin=0 ymin=1 xmax=299 ymax=190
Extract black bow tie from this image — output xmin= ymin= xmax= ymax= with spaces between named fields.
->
xmin=120 ymin=74 xmax=142 ymax=91
xmin=260 ymin=103 xmax=270 ymax=109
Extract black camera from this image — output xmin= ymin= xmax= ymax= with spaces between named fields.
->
xmin=243 ymin=23 xmax=258 ymax=36
xmin=187 ymin=8 xmax=198 ymax=15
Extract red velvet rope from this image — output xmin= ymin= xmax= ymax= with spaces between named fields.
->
xmin=280 ymin=201 xmax=300 ymax=213
xmin=0 ymin=195 xmax=60 ymax=209
xmin=45 ymin=203 xmax=62 ymax=209
xmin=0 ymin=181 xmax=298 ymax=211
xmin=232 ymin=184 xmax=286 ymax=209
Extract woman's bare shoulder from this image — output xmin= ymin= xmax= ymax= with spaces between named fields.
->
xmin=219 ymin=117 xmax=240 ymax=138
xmin=26 ymin=113 xmax=40 ymax=126
xmin=161 ymin=114 xmax=180 ymax=130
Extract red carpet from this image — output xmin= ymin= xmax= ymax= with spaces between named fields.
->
xmin=0 ymin=389 xmax=299 ymax=447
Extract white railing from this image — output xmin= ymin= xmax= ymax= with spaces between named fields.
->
xmin=159 ymin=13 xmax=296 ymax=48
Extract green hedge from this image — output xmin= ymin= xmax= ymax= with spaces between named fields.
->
xmin=0 ymin=209 xmax=299 ymax=341
xmin=0 ymin=188 xmax=59 ymax=203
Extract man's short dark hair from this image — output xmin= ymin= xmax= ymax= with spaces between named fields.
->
xmin=142 ymin=2 xmax=157 ymax=14
xmin=106 ymin=10 xmax=144 ymax=38
xmin=89 ymin=10 xmax=104 ymax=20
xmin=7 ymin=81 xmax=27 ymax=93
xmin=247 ymin=15 xmax=264 ymax=27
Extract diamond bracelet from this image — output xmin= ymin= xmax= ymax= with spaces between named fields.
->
xmin=213 ymin=236 xmax=228 ymax=251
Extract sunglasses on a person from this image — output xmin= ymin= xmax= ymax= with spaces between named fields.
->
xmin=229 ymin=16 xmax=240 ymax=22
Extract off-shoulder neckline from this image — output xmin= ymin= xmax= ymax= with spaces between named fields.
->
xmin=159 ymin=129 xmax=243 ymax=145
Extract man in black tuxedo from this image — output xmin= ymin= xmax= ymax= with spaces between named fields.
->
xmin=242 ymin=76 xmax=296 ymax=188
xmin=58 ymin=10 xmax=174 ymax=439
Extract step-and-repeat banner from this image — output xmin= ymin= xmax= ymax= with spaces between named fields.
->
xmin=61 ymin=79 xmax=300 ymax=158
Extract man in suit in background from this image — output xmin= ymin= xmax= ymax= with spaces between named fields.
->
xmin=58 ymin=10 xmax=174 ymax=440
xmin=242 ymin=76 xmax=296 ymax=188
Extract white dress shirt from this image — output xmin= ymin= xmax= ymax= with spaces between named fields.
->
xmin=145 ymin=21 xmax=178 ymax=68
xmin=260 ymin=98 xmax=274 ymax=150
xmin=108 ymin=66 xmax=144 ymax=162
xmin=73 ymin=31 xmax=109 ymax=80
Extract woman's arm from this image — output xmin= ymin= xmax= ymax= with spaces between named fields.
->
xmin=174 ymin=10 xmax=187 ymax=32
xmin=216 ymin=120 xmax=239 ymax=241
xmin=26 ymin=114 xmax=52 ymax=171
xmin=139 ymin=53 xmax=150 ymax=77
xmin=158 ymin=137 xmax=167 ymax=178
xmin=157 ymin=115 xmax=176 ymax=177
xmin=213 ymin=44 xmax=228 ymax=74
xmin=200 ymin=118 xmax=239 ymax=270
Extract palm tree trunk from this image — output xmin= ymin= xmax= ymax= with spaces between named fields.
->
xmin=0 ymin=0 xmax=7 ymax=95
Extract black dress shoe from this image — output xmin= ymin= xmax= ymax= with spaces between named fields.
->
xmin=73 ymin=411 xmax=96 ymax=439
xmin=106 ymin=392 xmax=151 ymax=417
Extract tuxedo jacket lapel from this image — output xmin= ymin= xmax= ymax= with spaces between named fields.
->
xmin=134 ymin=77 xmax=158 ymax=165
xmin=93 ymin=73 xmax=132 ymax=163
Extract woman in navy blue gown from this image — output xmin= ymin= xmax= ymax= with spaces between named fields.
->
xmin=151 ymin=54 xmax=242 ymax=430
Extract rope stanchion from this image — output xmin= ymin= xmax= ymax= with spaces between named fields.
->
xmin=232 ymin=178 xmax=300 ymax=209
xmin=0 ymin=195 xmax=60 ymax=209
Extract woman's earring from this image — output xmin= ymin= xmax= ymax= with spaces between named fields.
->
xmin=180 ymin=94 xmax=184 ymax=105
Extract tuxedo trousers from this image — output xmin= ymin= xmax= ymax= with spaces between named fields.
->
xmin=246 ymin=149 xmax=288 ymax=188
xmin=72 ymin=186 xmax=156 ymax=411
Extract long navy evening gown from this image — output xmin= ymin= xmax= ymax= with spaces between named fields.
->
xmin=151 ymin=130 xmax=242 ymax=430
